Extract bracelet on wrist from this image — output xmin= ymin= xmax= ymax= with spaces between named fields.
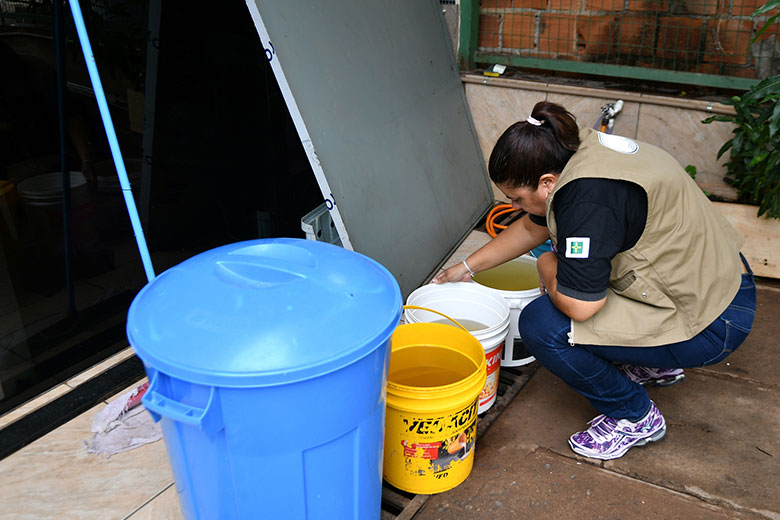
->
xmin=462 ymin=259 xmax=476 ymax=278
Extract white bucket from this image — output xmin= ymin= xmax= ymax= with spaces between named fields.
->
xmin=16 ymin=171 xmax=90 ymax=207
xmin=15 ymin=171 xmax=97 ymax=256
xmin=404 ymin=282 xmax=510 ymax=414
xmin=470 ymin=255 xmax=541 ymax=367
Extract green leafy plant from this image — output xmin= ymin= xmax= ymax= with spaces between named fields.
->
xmin=703 ymin=75 xmax=780 ymax=218
xmin=684 ymin=165 xmax=710 ymax=197
xmin=753 ymin=0 xmax=780 ymax=42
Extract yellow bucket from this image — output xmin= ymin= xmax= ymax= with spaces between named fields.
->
xmin=383 ymin=310 xmax=487 ymax=494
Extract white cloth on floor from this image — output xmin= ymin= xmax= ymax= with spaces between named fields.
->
xmin=84 ymin=387 xmax=162 ymax=456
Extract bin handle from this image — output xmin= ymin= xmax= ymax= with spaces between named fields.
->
xmin=403 ymin=305 xmax=469 ymax=333
xmin=142 ymin=372 xmax=224 ymax=436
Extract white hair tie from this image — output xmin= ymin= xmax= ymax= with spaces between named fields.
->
xmin=527 ymin=115 xmax=543 ymax=126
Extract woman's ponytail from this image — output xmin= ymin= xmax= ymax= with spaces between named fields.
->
xmin=531 ymin=102 xmax=579 ymax=152
xmin=489 ymin=101 xmax=580 ymax=188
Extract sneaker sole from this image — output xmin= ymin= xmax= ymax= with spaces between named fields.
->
xmin=640 ymin=375 xmax=685 ymax=387
xmin=568 ymin=426 xmax=667 ymax=460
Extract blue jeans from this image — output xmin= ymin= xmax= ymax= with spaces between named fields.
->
xmin=518 ymin=259 xmax=757 ymax=422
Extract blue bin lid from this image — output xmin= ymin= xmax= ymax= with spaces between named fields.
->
xmin=127 ymin=238 xmax=402 ymax=387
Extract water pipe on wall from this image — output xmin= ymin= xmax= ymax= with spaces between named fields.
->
xmin=594 ymin=99 xmax=624 ymax=133
xmin=68 ymin=0 xmax=156 ymax=283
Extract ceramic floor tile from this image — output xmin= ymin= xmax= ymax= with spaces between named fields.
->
xmin=0 ymin=395 xmax=173 ymax=519
xmin=125 ymin=484 xmax=183 ymax=520
xmin=0 ymin=383 xmax=71 ymax=429
xmin=66 ymin=346 xmax=136 ymax=388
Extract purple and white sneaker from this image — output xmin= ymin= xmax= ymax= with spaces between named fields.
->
xmin=619 ymin=365 xmax=685 ymax=387
xmin=568 ymin=401 xmax=666 ymax=460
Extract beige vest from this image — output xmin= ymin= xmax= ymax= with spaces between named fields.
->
xmin=546 ymin=129 xmax=744 ymax=346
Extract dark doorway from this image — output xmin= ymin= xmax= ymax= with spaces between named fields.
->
xmin=0 ymin=0 xmax=321 ymax=419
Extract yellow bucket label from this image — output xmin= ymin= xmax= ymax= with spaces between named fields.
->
xmin=479 ymin=341 xmax=503 ymax=411
xmin=385 ymin=398 xmax=478 ymax=491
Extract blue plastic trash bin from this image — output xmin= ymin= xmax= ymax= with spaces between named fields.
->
xmin=127 ymin=238 xmax=402 ymax=520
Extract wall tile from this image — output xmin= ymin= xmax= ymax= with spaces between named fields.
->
xmin=464 ymin=83 xmax=547 ymax=199
xmin=636 ymin=102 xmax=735 ymax=199
xmin=547 ymin=93 xmax=640 ymax=138
xmin=465 ymin=83 xmax=548 ymax=164
xmin=464 ymin=78 xmax=736 ymax=201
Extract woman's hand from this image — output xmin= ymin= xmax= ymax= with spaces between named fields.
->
xmin=536 ymin=251 xmax=557 ymax=294
xmin=432 ymin=262 xmax=472 ymax=284
xmin=432 ymin=214 xmax=550 ymax=285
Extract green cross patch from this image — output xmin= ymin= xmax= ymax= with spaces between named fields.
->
xmin=565 ymin=237 xmax=590 ymax=258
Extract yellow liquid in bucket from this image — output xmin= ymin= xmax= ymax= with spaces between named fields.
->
xmin=472 ymin=259 xmax=539 ymax=291
xmin=389 ymin=346 xmax=477 ymax=387
xmin=430 ymin=318 xmax=487 ymax=331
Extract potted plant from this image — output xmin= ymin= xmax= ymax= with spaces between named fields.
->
xmin=703 ymin=74 xmax=780 ymax=219
xmin=701 ymin=35 xmax=780 ymax=277
xmin=702 ymin=0 xmax=780 ymax=219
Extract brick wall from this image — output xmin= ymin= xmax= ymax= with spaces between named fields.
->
xmin=478 ymin=0 xmax=780 ymax=79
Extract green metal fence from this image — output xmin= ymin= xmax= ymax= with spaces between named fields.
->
xmin=458 ymin=0 xmax=780 ymax=90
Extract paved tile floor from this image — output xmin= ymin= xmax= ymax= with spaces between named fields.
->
xmin=414 ymin=278 xmax=780 ymax=520
xmin=0 ymin=231 xmax=777 ymax=519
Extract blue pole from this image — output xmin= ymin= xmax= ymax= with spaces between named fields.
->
xmin=68 ymin=0 xmax=156 ymax=283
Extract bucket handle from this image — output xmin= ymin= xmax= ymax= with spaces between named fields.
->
xmin=142 ymin=371 xmax=224 ymax=437
xmin=403 ymin=305 xmax=470 ymax=333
